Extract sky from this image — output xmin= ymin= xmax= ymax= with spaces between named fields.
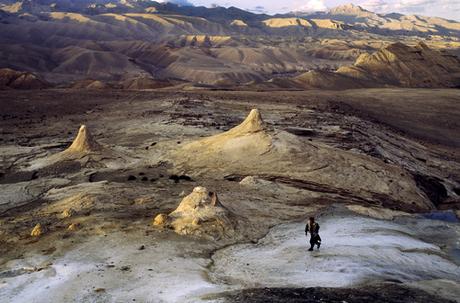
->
xmin=161 ymin=0 xmax=460 ymax=21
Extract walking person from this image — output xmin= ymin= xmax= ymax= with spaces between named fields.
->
xmin=305 ymin=216 xmax=321 ymax=251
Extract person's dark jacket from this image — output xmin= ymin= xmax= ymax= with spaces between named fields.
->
xmin=305 ymin=222 xmax=320 ymax=236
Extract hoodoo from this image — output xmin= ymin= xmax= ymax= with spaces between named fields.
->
xmin=27 ymin=124 xmax=107 ymax=170
xmin=153 ymin=187 xmax=235 ymax=239
xmin=64 ymin=125 xmax=101 ymax=154
xmin=226 ymin=108 xmax=265 ymax=134
xmin=171 ymin=109 xmax=433 ymax=212
xmin=174 ymin=108 xmax=272 ymax=166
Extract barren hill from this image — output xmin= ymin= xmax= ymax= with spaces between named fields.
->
xmin=283 ymin=42 xmax=460 ymax=89
xmin=296 ymin=3 xmax=460 ymax=37
xmin=338 ymin=42 xmax=460 ymax=87
xmin=0 ymin=68 xmax=49 ymax=89
xmin=0 ymin=1 xmax=459 ymax=87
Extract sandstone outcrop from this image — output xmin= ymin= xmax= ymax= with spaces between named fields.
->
xmin=67 ymin=223 xmax=80 ymax=231
xmin=64 ymin=125 xmax=102 ymax=155
xmin=30 ymin=223 xmax=44 ymax=237
xmin=61 ymin=208 xmax=76 ymax=218
xmin=32 ymin=125 xmax=105 ymax=169
xmin=172 ymin=109 xmax=433 ymax=211
xmin=153 ymin=187 xmax=235 ymax=239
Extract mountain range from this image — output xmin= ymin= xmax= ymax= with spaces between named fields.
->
xmin=0 ymin=0 xmax=459 ymax=88
xmin=2 ymin=1 xmax=460 ymax=36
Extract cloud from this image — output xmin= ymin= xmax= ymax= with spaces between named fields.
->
xmin=360 ymin=0 xmax=392 ymax=11
xmin=360 ymin=0 xmax=458 ymax=15
xmin=156 ymin=0 xmax=194 ymax=6
xmin=293 ymin=0 xmax=327 ymax=12
xmin=247 ymin=5 xmax=267 ymax=13
xmin=393 ymin=0 xmax=436 ymax=13
xmin=179 ymin=0 xmax=459 ymax=19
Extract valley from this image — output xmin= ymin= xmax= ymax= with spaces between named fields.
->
xmin=1 ymin=1 xmax=460 ymax=302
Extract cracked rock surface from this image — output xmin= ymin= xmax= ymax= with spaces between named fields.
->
xmin=0 ymin=89 xmax=459 ymax=302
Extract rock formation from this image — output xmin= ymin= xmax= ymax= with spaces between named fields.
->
xmin=174 ymin=109 xmax=272 ymax=168
xmin=30 ymin=223 xmax=43 ymax=237
xmin=228 ymin=108 xmax=265 ymax=133
xmin=64 ymin=125 xmax=102 ymax=155
xmin=153 ymin=214 xmax=168 ymax=226
xmin=153 ymin=187 xmax=235 ymax=239
xmin=29 ymin=125 xmax=105 ymax=169
xmin=61 ymin=208 xmax=76 ymax=218
xmin=172 ymin=109 xmax=433 ymax=212
xmin=67 ymin=223 xmax=80 ymax=231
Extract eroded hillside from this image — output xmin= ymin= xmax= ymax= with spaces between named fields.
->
xmin=0 ymin=1 xmax=459 ymax=87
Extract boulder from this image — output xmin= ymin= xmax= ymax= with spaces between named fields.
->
xmin=152 ymin=213 xmax=168 ymax=226
xmin=67 ymin=223 xmax=80 ymax=231
xmin=61 ymin=208 xmax=76 ymax=218
xmin=30 ymin=223 xmax=44 ymax=237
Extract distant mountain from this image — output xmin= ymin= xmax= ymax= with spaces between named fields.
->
xmin=328 ymin=3 xmax=375 ymax=17
xmin=0 ymin=1 xmax=459 ymax=36
xmin=0 ymin=0 xmax=268 ymax=22
xmin=274 ymin=42 xmax=460 ymax=90
xmin=338 ymin=42 xmax=460 ymax=87
xmin=0 ymin=1 xmax=459 ymax=87
xmin=293 ymin=3 xmax=460 ymax=37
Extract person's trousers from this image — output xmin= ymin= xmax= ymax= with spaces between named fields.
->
xmin=309 ymin=234 xmax=321 ymax=249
